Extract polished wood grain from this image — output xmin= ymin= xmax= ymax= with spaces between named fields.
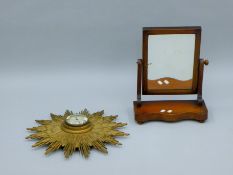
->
xmin=197 ymin=58 xmax=209 ymax=104
xmin=134 ymin=100 xmax=208 ymax=123
xmin=137 ymin=59 xmax=142 ymax=102
xmin=148 ymin=77 xmax=192 ymax=90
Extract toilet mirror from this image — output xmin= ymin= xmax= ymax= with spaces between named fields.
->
xmin=142 ymin=27 xmax=201 ymax=94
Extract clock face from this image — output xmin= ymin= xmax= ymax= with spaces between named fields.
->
xmin=65 ymin=114 xmax=88 ymax=126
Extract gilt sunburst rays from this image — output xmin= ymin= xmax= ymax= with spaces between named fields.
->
xmin=26 ymin=109 xmax=128 ymax=158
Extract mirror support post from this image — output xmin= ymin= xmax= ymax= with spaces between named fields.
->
xmin=137 ymin=59 xmax=142 ymax=106
xmin=197 ymin=58 xmax=209 ymax=104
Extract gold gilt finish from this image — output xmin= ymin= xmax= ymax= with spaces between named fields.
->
xmin=26 ymin=109 xmax=128 ymax=158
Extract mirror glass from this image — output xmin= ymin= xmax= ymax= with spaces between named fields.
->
xmin=147 ymin=34 xmax=196 ymax=90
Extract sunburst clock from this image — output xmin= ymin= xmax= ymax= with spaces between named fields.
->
xmin=26 ymin=109 xmax=128 ymax=158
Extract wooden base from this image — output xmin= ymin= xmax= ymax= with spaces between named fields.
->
xmin=133 ymin=100 xmax=208 ymax=124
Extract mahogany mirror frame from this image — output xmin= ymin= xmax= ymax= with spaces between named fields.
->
xmin=142 ymin=26 xmax=201 ymax=95
xmin=134 ymin=26 xmax=209 ymax=124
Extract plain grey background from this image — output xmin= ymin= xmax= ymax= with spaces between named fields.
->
xmin=1 ymin=0 xmax=233 ymax=175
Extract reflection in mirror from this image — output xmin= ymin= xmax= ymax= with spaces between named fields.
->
xmin=147 ymin=34 xmax=196 ymax=90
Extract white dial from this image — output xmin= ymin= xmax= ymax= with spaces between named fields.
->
xmin=65 ymin=114 xmax=88 ymax=126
